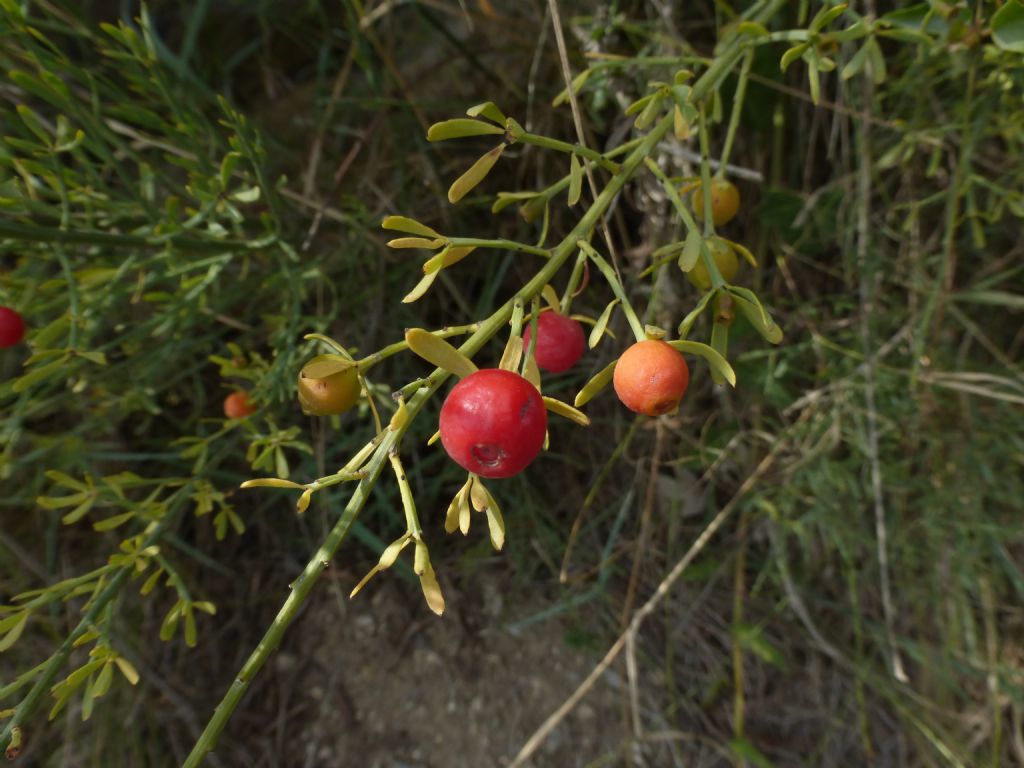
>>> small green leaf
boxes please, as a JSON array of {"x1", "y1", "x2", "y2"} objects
[
  {"x1": 402, "y1": 271, "x2": 439, "y2": 304},
  {"x1": 405, "y1": 329, "x2": 478, "y2": 378},
  {"x1": 841, "y1": 41, "x2": 871, "y2": 80},
  {"x1": 239, "y1": 478, "x2": 305, "y2": 490},
  {"x1": 678, "y1": 229, "x2": 703, "y2": 273},
  {"x1": 301, "y1": 354, "x2": 356, "y2": 379},
  {"x1": 445, "y1": 481, "x2": 470, "y2": 534},
  {"x1": 484, "y1": 490, "x2": 505, "y2": 551},
  {"x1": 91, "y1": 662, "x2": 114, "y2": 699},
  {"x1": 810, "y1": 2, "x2": 848, "y2": 34},
  {"x1": 12, "y1": 354, "x2": 71, "y2": 393},
  {"x1": 543, "y1": 397, "x2": 591, "y2": 426},
  {"x1": 386, "y1": 237, "x2": 446, "y2": 250},
  {"x1": 574, "y1": 359, "x2": 617, "y2": 408},
  {"x1": 831, "y1": 18, "x2": 870, "y2": 42},
  {"x1": 727, "y1": 287, "x2": 784, "y2": 344},
  {"x1": 381, "y1": 215, "x2": 442, "y2": 239},
  {"x1": 864, "y1": 36, "x2": 887, "y2": 84},
  {"x1": 16, "y1": 104, "x2": 51, "y2": 145},
  {"x1": 552, "y1": 69, "x2": 591, "y2": 107},
  {"x1": 589, "y1": 299, "x2": 619, "y2": 349},
  {"x1": 568, "y1": 154, "x2": 583, "y2": 206},
  {"x1": 448, "y1": 144, "x2": 505, "y2": 203},
  {"x1": 780, "y1": 43, "x2": 810, "y2": 72},
  {"x1": 0, "y1": 612, "x2": 28, "y2": 652},
  {"x1": 114, "y1": 658, "x2": 139, "y2": 685},
  {"x1": 624, "y1": 93, "x2": 655, "y2": 117},
  {"x1": 666, "y1": 340, "x2": 736, "y2": 387},
  {"x1": 426, "y1": 119, "x2": 505, "y2": 141},
  {"x1": 807, "y1": 58, "x2": 821, "y2": 105},
  {"x1": 423, "y1": 245, "x2": 476, "y2": 274},
  {"x1": 709, "y1": 321, "x2": 730, "y2": 385},
  {"x1": 737, "y1": 21, "x2": 769, "y2": 36},
  {"x1": 159, "y1": 603, "x2": 181, "y2": 641},
  {"x1": 419, "y1": 561, "x2": 445, "y2": 615},
  {"x1": 499, "y1": 334, "x2": 523, "y2": 373},
  {"x1": 634, "y1": 93, "x2": 664, "y2": 130},
  {"x1": 466, "y1": 102, "x2": 507, "y2": 124},
  {"x1": 92, "y1": 512, "x2": 135, "y2": 532},
  {"x1": 183, "y1": 605, "x2": 197, "y2": 647}
]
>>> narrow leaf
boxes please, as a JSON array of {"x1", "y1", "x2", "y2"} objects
[
  {"x1": 466, "y1": 102, "x2": 507, "y2": 124},
  {"x1": 381, "y1": 215, "x2": 442, "y2": 239},
  {"x1": 666, "y1": 340, "x2": 737, "y2": 387},
  {"x1": 405, "y1": 328, "x2": 478, "y2": 378},
  {"x1": 419, "y1": 562, "x2": 445, "y2": 615},
  {"x1": 240, "y1": 478, "x2": 305, "y2": 490},
  {"x1": 543, "y1": 397, "x2": 591, "y2": 426},
  {"x1": 427, "y1": 119, "x2": 505, "y2": 141},
  {"x1": 568, "y1": 154, "x2": 583, "y2": 206},
  {"x1": 448, "y1": 144, "x2": 505, "y2": 203},
  {"x1": 386, "y1": 237, "x2": 445, "y2": 250},
  {"x1": 574, "y1": 359, "x2": 617, "y2": 408},
  {"x1": 402, "y1": 270, "x2": 439, "y2": 303},
  {"x1": 589, "y1": 299, "x2": 619, "y2": 349},
  {"x1": 301, "y1": 354, "x2": 356, "y2": 379}
]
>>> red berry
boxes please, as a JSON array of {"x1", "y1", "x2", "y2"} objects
[
  {"x1": 223, "y1": 391, "x2": 257, "y2": 419},
  {"x1": 439, "y1": 369, "x2": 547, "y2": 479},
  {"x1": 0, "y1": 307, "x2": 26, "y2": 348},
  {"x1": 522, "y1": 311, "x2": 585, "y2": 374}
]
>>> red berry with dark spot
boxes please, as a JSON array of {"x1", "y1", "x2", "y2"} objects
[
  {"x1": 0, "y1": 307, "x2": 26, "y2": 348},
  {"x1": 439, "y1": 368, "x2": 547, "y2": 479},
  {"x1": 522, "y1": 311, "x2": 585, "y2": 374}
]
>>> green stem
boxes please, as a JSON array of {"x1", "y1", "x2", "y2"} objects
[
  {"x1": 578, "y1": 241, "x2": 646, "y2": 341},
  {"x1": 717, "y1": 49, "x2": 754, "y2": 176},
  {"x1": 446, "y1": 237, "x2": 551, "y2": 259},
  {"x1": 697, "y1": 105, "x2": 728, "y2": 291},
  {"x1": 559, "y1": 249, "x2": 588, "y2": 314},
  {"x1": 389, "y1": 452, "x2": 422, "y2": 537},
  {"x1": 643, "y1": 158, "x2": 726, "y2": 290},
  {"x1": 517, "y1": 131, "x2": 621, "y2": 174},
  {"x1": 357, "y1": 324, "x2": 479, "y2": 369},
  {"x1": 181, "y1": 109, "x2": 677, "y2": 768},
  {"x1": 0, "y1": 221, "x2": 268, "y2": 254}
]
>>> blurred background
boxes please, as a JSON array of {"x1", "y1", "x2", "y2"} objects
[{"x1": 1, "y1": 1, "x2": 1023, "y2": 766}]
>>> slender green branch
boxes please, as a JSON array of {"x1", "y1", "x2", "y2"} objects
[
  {"x1": 578, "y1": 241, "x2": 646, "y2": 341},
  {"x1": 357, "y1": 324, "x2": 480, "y2": 368},
  {"x1": 516, "y1": 132, "x2": 621, "y2": 174},
  {"x1": 0, "y1": 221, "x2": 269, "y2": 254},
  {"x1": 560, "y1": 249, "x2": 588, "y2": 315},
  {"x1": 718, "y1": 49, "x2": 754, "y2": 176},
  {"x1": 446, "y1": 237, "x2": 551, "y2": 259},
  {"x1": 696, "y1": 105, "x2": 728, "y2": 291},
  {"x1": 181, "y1": 109, "x2": 677, "y2": 768},
  {"x1": 389, "y1": 452, "x2": 422, "y2": 537},
  {"x1": 643, "y1": 158, "x2": 726, "y2": 290}
]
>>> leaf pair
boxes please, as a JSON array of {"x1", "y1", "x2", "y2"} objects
[{"x1": 444, "y1": 474, "x2": 505, "y2": 551}]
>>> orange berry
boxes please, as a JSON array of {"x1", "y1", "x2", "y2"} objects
[
  {"x1": 686, "y1": 237, "x2": 739, "y2": 291},
  {"x1": 692, "y1": 178, "x2": 740, "y2": 227},
  {"x1": 223, "y1": 391, "x2": 256, "y2": 419},
  {"x1": 297, "y1": 367, "x2": 361, "y2": 416},
  {"x1": 613, "y1": 340, "x2": 690, "y2": 416}
]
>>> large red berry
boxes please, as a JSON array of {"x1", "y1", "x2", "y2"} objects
[
  {"x1": 0, "y1": 307, "x2": 26, "y2": 348},
  {"x1": 439, "y1": 368, "x2": 547, "y2": 479},
  {"x1": 522, "y1": 311, "x2": 585, "y2": 373}
]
